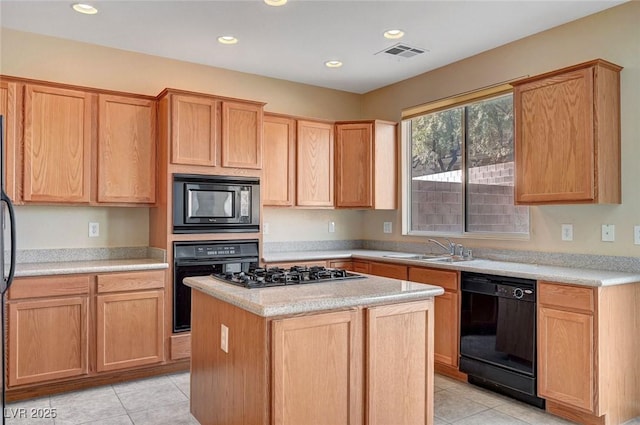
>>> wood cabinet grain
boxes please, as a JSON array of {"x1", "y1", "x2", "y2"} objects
[
  {"x1": 23, "y1": 84, "x2": 92, "y2": 203},
  {"x1": 97, "y1": 94, "x2": 156, "y2": 203},
  {"x1": 296, "y1": 120, "x2": 334, "y2": 207},
  {"x1": 221, "y1": 101, "x2": 262, "y2": 169},
  {"x1": 0, "y1": 80, "x2": 20, "y2": 202},
  {"x1": 169, "y1": 93, "x2": 218, "y2": 166},
  {"x1": 369, "y1": 261, "x2": 407, "y2": 279},
  {"x1": 513, "y1": 59, "x2": 622, "y2": 204},
  {"x1": 335, "y1": 121, "x2": 397, "y2": 209},
  {"x1": 263, "y1": 114, "x2": 295, "y2": 206}
]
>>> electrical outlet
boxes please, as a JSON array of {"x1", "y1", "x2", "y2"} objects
[
  {"x1": 328, "y1": 221, "x2": 335, "y2": 233},
  {"x1": 263, "y1": 222, "x2": 270, "y2": 235},
  {"x1": 634, "y1": 225, "x2": 640, "y2": 245},
  {"x1": 561, "y1": 224, "x2": 573, "y2": 241},
  {"x1": 601, "y1": 224, "x2": 615, "y2": 242},
  {"x1": 88, "y1": 222, "x2": 99, "y2": 237},
  {"x1": 383, "y1": 222, "x2": 392, "y2": 233},
  {"x1": 221, "y1": 324, "x2": 229, "y2": 353}
]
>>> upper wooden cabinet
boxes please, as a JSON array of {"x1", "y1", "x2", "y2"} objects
[
  {"x1": 0, "y1": 80, "x2": 20, "y2": 202},
  {"x1": 168, "y1": 93, "x2": 218, "y2": 167},
  {"x1": 296, "y1": 120, "x2": 334, "y2": 207},
  {"x1": 23, "y1": 84, "x2": 92, "y2": 203},
  {"x1": 222, "y1": 101, "x2": 262, "y2": 169},
  {"x1": 335, "y1": 120, "x2": 397, "y2": 209},
  {"x1": 160, "y1": 89, "x2": 264, "y2": 170},
  {"x1": 263, "y1": 114, "x2": 296, "y2": 206},
  {"x1": 512, "y1": 59, "x2": 622, "y2": 204},
  {"x1": 97, "y1": 94, "x2": 156, "y2": 204}
]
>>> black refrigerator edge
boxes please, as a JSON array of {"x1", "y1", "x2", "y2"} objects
[{"x1": 1, "y1": 115, "x2": 17, "y2": 424}]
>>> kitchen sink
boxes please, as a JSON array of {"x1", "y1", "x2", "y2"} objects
[{"x1": 382, "y1": 253, "x2": 447, "y2": 260}]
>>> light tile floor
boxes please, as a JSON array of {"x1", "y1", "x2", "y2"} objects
[{"x1": 3, "y1": 372, "x2": 639, "y2": 424}]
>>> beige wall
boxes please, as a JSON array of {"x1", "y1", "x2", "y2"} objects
[
  {"x1": 0, "y1": 28, "x2": 363, "y2": 249},
  {"x1": 2, "y1": 1, "x2": 639, "y2": 255},
  {"x1": 362, "y1": 1, "x2": 640, "y2": 256}
]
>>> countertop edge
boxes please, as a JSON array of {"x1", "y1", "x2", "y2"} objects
[
  {"x1": 262, "y1": 250, "x2": 640, "y2": 287},
  {"x1": 185, "y1": 275, "x2": 444, "y2": 318},
  {"x1": 15, "y1": 259, "x2": 169, "y2": 277}
]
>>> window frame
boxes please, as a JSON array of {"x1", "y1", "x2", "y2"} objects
[{"x1": 400, "y1": 84, "x2": 530, "y2": 240}]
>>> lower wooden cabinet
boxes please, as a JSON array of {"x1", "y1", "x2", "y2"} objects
[
  {"x1": 408, "y1": 267, "x2": 461, "y2": 379},
  {"x1": 369, "y1": 261, "x2": 408, "y2": 279},
  {"x1": 8, "y1": 295, "x2": 89, "y2": 386},
  {"x1": 6, "y1": 270, "x2": 166, "y2": 388}
]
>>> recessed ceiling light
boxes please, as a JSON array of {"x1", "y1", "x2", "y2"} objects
[
  {"x1": 264, "y1": 0, "x2": 288, "y2": 6},
  {"x1": 325, "y1": 60, "x2": 343, "y2": 68},
  {"x1": 384, "y1": 29, "x2": 405, "y2": 39},
  {"x1": 218, "y1": 36, "x2": 238, "y2": 45},
  {"x1": 72, "y1": 3, "x2": 98, "y2": 15}
]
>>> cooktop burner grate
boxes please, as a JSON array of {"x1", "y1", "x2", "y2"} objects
[{"x1": 213, "y1": 265, "x2": 365, "y2": 288}]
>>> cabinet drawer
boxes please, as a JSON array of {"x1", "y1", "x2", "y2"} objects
[
  {"x1": 329, "y1": 260, "x2": 354, "y2": 271},
  {"x1": 538, "y1": 281, "x2": 594, "y2": 312},
  {"x1": 408, "y1": 267, "x2": 458, "y2": 292},
  {"x1": 353, "y1": 261, "x2": 370, "y2": 274},
  {"x1": 369, "y1": 262, "x2": 408, "y2": 280},
  {"x1": 8, "y1": 275, "x2": 90, "y2": 300},
  {"x1": 97, "y1": 270, "x2": 165, "y2": 293}
]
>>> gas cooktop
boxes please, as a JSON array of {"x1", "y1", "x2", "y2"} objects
[{"x1": 213, "y1": 265, "x2": 365, "y2": 289}]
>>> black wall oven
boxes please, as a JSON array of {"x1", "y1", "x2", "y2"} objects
[
  {"x1": 173, "y1": 239, "x2": 259, "y2": 333},
  {"x1": 173, "y1": 173, "x2": 260, "y2": 234},
  {"x1": 460, "y1": 272, "x2": 544, "y2": 408}
]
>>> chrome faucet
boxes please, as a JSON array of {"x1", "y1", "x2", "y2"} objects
[{"x1": 427, "y1": 238, "x2": 456, "y2": 256}]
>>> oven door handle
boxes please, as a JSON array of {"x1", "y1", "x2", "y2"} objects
[{"x1": 175, "y1": 257, "x2": 259, "y2": 267}]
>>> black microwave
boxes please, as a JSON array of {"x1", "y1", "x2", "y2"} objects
[{"x1": 173, "y1": 174, "x2": 260, "y2": 233}]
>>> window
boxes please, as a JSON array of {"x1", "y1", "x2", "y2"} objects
[{"x1": 402, "y1": 89, "x2": 529, "y2": 236}]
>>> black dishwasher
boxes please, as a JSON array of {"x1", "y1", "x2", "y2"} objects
[{"x1": 460, "y1": 272, "x2": 544, "y2": 408}]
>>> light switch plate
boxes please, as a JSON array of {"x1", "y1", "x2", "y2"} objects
[
  {"x1": 328, "y1": 221, "x2": 335, "y2": 233},
  {"x1": 601, "y1": 224, "x2": 615, "y2": 242},
  {"x1": 561, "y1": 224, "x2": 573, "y2": 241},
  {"x1": 383, "y1": 222, "x2": 392, "y2": 233},
  {"x1": 634, "y1": 225, "x2": 640, "y2": 245}
]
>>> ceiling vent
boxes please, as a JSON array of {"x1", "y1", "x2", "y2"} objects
[{"x1": 376, "y1": 43, "x2": 426, "y2": 59}]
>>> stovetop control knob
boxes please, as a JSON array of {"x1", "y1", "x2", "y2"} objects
[{"x1": 513, "y1": 287, "x2": 524, "y2": 299}]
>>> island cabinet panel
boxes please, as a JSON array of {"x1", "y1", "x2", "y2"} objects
[
  {"x1": 97, "y1": 94, "x2": 156, "y2": 204},
  {"x1": 263, "y1": 114, "x2": 296, "y2": 206},
  {"x1": 367, "y1": 300, "x2": 434, "y2": 425},
  {"x1": 409, "y1": 267, "x2": 460, "y2": 375},
  {"x1": 23, "y1": 84, "x2": 92, "y2": 203},
  {"x1": 272, "y1": 310, "x2": 363, "y2": 425},
  {"x1": 368, "y1": 261, "x2": 408, "y2": 280},
  {"x1": 513, "y1": 59, "x2": 622, "y2": 204},
  {"x1": 170, "y1": 93, "x2": 218, "y2": 166},
  {"x1": 7, "y1": 275, "x2": 91, "y2": 387},
  {"x1": 296, "y1": 120, "x2": 334, "y2": 207},
  {"x1": 190, "y1": 290, "x2": 270, "y2": 425},
  {"x1": 221, "y1": 101, "x2": 262, "y2": 169},
  {"x1": 0, "y1": 80, "x2": 20, "y2": 202}
]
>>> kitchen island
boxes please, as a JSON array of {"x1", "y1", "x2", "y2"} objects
[{"x1": 184, "y1": 274, "x2": 444, "y2": 425}]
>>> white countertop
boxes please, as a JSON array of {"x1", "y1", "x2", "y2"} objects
[
  {"x1": 184, "y1": 274, "x2": 444, "y2": 317},
  {"x1": 15, "y1": 258, "x2": 169, "y2": 277},
  {"x1": 263, "y1": 249, "x2": 640, "y2": 287}
]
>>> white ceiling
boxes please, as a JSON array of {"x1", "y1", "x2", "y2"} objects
[{"x1": 0, "y1": 0, "x2": 627, "y2": 94}]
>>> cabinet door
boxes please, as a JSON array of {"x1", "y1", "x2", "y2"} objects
[
  {"x1": 8, "y1": 296, "x2": 88, "y2": 386},
  {"x1": 23, "y1": 84, "x2": 92, "y2": 203},
  {"x1": 538, "y1": 306, "x2": 594, "y2": 412},
  {"x1": 409, "y1": 267, "x2": 459, "y2": 368},
  {"x1": 296, "y1": 120, "x2": 334, "y2": 207},
  {"x1": 263, "y1": 115, "x2": 295, "y2": 206},
  {"x1": 272, "y1": 310, "x2": 362, "y2": 425},
  {"x1": 0, "y1": 80, "x2": 20, "y2": 202},
  {"x1": 367, "y1": 300, "x2": 434, "y2": 425},
  {"x1": 369, "y1": 261, "x2": 407, "y2": 280},
  {"x1": 221, "y1": 101, "x2": 262, "y2": 169},
  {"x1": 515, "y1": 67, "x2": 595, "y2": 203},
  {"x1": 171, "y1": 94, "x2": 218, "y2": 166},
  {"x1": 96, "y1": 290, "x2": 165, "y2": 372},
  {"x1": 98, "y1": 94, "x2": 156, "y2": 203},
  {"x1": 335, "y1": 123, "x2": 372, "y2": 208}
]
